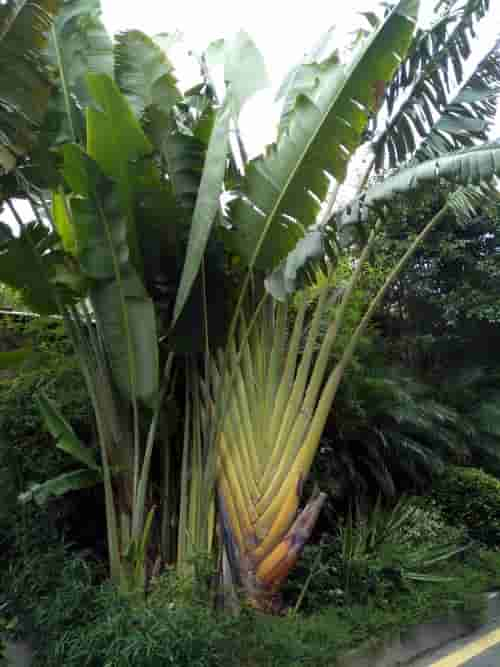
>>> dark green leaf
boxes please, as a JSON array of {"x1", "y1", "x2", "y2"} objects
[
  {"x1": 0, "y1": 0, "x2": 60, "y2": 155},
  {"x1": 173, "y1": 100, "x2": 232, "y2": 323},
  {"x1": 19, "y1": 469, "x2": 102, "y2": 505},
  {"x1": 36, "y1": 391, "x2": 100, "y2": 469},
  {"x1": 0, "y1": 347, "x2": 33, "y2": 370},
  {"x1": 0, "y1": 221, "x2": 61, "y2": 314},
  {"x1": 114, "y1": 30, "x2": 181, "y2": 118},
  {"x1": 91, "y1": 268, "x2": 159, "y2": 406}
]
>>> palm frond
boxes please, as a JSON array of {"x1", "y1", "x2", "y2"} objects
[
  {"x1": 0, "y1": 0, "x2": 59, "y2": 161},
  {"x1": 339, "y1": 143, "x2": 500, "y2": 229},
  {"x1": 416, "y1": 41, "x2": 500, "y2": 161},
  {"x1": 371, "y1": 0, "x2": 495, "y2": 170}
]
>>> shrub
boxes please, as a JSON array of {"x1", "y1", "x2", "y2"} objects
[
  {"x1": 284, "y1": 496, "x2": 468, "y2": 613},
  {"x1": 21, "y1": 564, "x2": 238, "y2": 667},
  {"x1": 2, "y1": 534, "x2": 234, "y2": 667},
  {"x1": 0, "y1": 315, "x2": 94, "y2": 559},
  {"x1": 0, "y1": 316, "x2": 91, "y2": 486},
  {"x1": 40, "y1": 593, "x2": 233, "y2": 667},
  {"x1": 0, "y1": 603, "x2": 17, "y2": 666},
  {"x1": 4, "y1": 539, "x2": 499, "y2": 667},
  {"x1": 433, "y1": 466, "x2": 500, "y2": 547}
]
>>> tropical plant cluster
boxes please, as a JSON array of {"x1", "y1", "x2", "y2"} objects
[
  {"x1": 1, "y1": 0, "x2": 500, "y2": 622},
  {"x1": 2, "y1": 529, "x2": 499, "y2": 667}
]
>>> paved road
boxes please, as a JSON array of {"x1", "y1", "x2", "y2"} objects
[{"x1": 410, "y1": 620, "x2": 500, "y2": 666}]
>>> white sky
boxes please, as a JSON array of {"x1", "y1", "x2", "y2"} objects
[{"x1": 101, "y1": 0, "x2": 500, "y2": 156}]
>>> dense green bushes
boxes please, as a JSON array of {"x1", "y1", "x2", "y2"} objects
[
  {"x1": 433, "y1": 466, "x2": 500, "y2": 547},
  {"x1": 284, "y1": 497, "x2": 468, "y2": 613},
  {"x1": 0, "y1": 316, "x2": 92, "y2": 548},
  {"x1": 5, "y1": 545, "x2": 499, "y2": 667},
  {"x1": 0, "y1": 533, "x2": 232, "y2": 667},
  {"x1": 2, "y1": 478, "x2": 500, "y2": 667},
  {"x1": 36, "y1": 590, "x2": 235, "y2": 667},
  {"x1": 3, "y1": 316, "x2": 500, "y2": 666}
]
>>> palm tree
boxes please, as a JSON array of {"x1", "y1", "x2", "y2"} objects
[{"x1": 1, "y1": 0, "x2": 500, "y2": 609}]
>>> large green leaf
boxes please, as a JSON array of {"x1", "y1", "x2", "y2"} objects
[
  {"x1": 173, "y1": 100, "x2": 232, "y2": 323},
  {"x1": 148, "y1": 110, "x2": 206, "y2": 211},
  {"x1": 49, "y1": 0, "x2": 113, "y2": 89},
  {"x1": 36, "y1": 391, "x2": 100, "y2": 470},
  {"x1": 0, "y1": 0, "x2": 60, "y2": 156},
  {"x1": 114, "y1": 30, "x2": 181, "y2": 117},
  {"x1": 340, "y1": 143, "x2": 500, "y2": 226},
  {"x1": 61, "y1": 143, "x2": 128, "y2": 279},
  {"x1": 226, "y1": 0, "x2": 419, "y2": 271},
  {"x1": 85, "y1": 72, "x2": 153, "y2": 273},
  {"x1": 61, "y1": 142, "x2": 101, "y2": 196},
  {"x1": 208, "y1": 30, "x2": 270, "y2": 117},
  {"x1": 52, "y1": 189, "x2": 77, "y2": 254},
  {"x1": 91, "y1": 269, "x2": 159, "y2": 407},
  {"x1": 85, "y1": 73, "x2": 152, "y2": 176},
  {"x1": 19, "y1": 469, "x2": 102, "y2": 505},
  {"x1": 61, "y1": 143, "x2": 159, "y2": 405},
  {"x1": 45, "y1": 0, "x2": 112, "y2": 141},
  {"x1": 275, "y1": 26, "x2": 337, "y2": 140},
  {"x1": 70, "y1": 194, "x2": 129, "y2": 280}
]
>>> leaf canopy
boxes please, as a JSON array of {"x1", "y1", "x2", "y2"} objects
[
  {"x1": 0, "y1": 221, "x2": 63, "y2": 314},
  {"x1": 114, "y1": 29, "x2": 181, "y2": 117},
  {"x1": 372, "y1": 0, "x2": 495, "y2": 170},
  {"x1": 46, "y1": 0, "x2": 112, "y2": 141},
  {"x1": 226, "y1": 0, "x2": 419, "y2": 272},
  {"x1": 0, "y1": 0, "x2": 60, "y2": 157}
]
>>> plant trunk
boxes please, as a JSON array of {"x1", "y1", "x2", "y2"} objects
[{"x1": 220, "y1": 486, "x2": 326, "y2": 613}]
